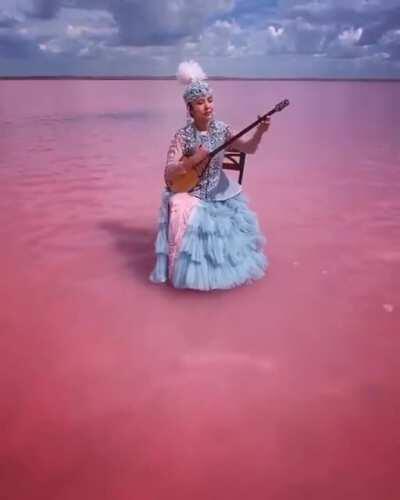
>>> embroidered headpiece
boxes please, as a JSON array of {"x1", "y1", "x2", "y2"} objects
[{"x1": 177, "y1": 60, "x2": 213, "y2": 104}]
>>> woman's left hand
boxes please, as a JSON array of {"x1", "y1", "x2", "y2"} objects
[{"x1": 257, "y1": 115, "x2": 271, "y2": 134}]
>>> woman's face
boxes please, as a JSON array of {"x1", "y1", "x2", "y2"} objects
[{"x1": 189, "y1": 94, "x2": 214, "y2": 122}]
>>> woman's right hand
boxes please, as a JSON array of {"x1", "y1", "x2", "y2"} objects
[
  {"x1": 194, "y1": 157, "x2": 210, "y2": 176},
  {"x1": 193, "y1": 145, "x2": 210, "y2": 175},
  {"x1": 194, "y1": 145, "x2": 210, "y2": 161},
  {"x1": 182, "y1": 145, "x2": 210, "y2": 174}
]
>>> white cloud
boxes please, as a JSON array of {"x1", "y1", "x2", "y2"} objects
[
  {"x1": 39, "y1": 39, "x2": 62, "y2": 54},
  {"x1": 65, "y1": 22, "x2": 117, "y2": 40},
  {"x1": 381, "y1": 29, "x2": 400, "y2": 44},
  {"x1": 187, "y1": 19, "x2": 245, "y2": 58},
  {"x1": 338, "y1": 27, "x2": 363, "y2": 44},
  {"x1": 268, "y1": 26, "x2": 284, "y2": 38},
  {"x1": 66, "y1": 24, "x2": 87, "y2": 38}
]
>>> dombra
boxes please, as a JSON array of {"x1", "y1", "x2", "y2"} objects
[{"x1": 166, "y1": 99, "x2": 290, "y2": 194}]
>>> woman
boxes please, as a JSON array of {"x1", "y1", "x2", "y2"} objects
[{"x1": 150, "y1": 60, "x2": 270, "y2": 291}]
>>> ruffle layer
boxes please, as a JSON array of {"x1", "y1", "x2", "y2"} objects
[
  {"x1": 149, "y1": 191, "x2": 268, "y2": 291},
  {"x1": 149, "y1": 190, "x2": 170, "y2": 284}
]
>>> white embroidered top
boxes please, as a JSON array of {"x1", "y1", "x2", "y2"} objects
[{"x1": 165, "y1": 119, "x2": 242, "y2": 201}]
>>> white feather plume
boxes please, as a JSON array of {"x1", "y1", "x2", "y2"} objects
[{"x1": 176, "y1": 60, "x2": 207, "y2": 85}]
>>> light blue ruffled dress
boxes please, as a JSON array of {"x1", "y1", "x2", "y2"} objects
[{"x1": 149, "y1": 119, "x2": 268, "y2": 290}]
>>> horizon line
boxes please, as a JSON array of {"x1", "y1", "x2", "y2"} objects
[{"x1": 0, "y1": 75, "x2": 399, "y2": 82}]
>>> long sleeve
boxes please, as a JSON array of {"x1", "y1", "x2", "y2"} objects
[
  {"x1": 164, "y1": 132, "x2": 185, "y2": 185},
  {"x1": 225, "y1": 124, "x2": 263, "y2": 154}
]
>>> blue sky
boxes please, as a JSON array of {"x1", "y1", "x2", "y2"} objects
[{"x1": 0, "y1": 0, "x2": 399, "y2": 77}]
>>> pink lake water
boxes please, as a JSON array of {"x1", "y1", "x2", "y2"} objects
[{"x1": 1, "y1": 80, "x2": 400, "y2": 500}]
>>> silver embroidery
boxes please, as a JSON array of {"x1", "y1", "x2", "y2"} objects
[{"x1": 176, "y1": 120, "x2": 229, "y2": 200}]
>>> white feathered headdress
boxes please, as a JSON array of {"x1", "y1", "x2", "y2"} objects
[
  {"x1": 176, "y1": 60, "x2": 212, "y2": 104},
  {"x1": 177, "y1": 60, "x2": 207, "y2": 85}
]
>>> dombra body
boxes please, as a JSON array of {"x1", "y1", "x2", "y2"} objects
[
  {"x1": 165, "y1": 99, "x2": 290, "y2": 194},
  {"x1": 166, "y1": 156, "x2": 210, "y2": 193}
]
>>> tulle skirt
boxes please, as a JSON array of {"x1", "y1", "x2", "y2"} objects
[{"x1": 149, "y1": 189, "x2": 268, "y2": 291}]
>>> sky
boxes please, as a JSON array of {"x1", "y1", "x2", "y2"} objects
[{"x1": 0, "y1": 0, "x2": 399, "y2": 78}]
